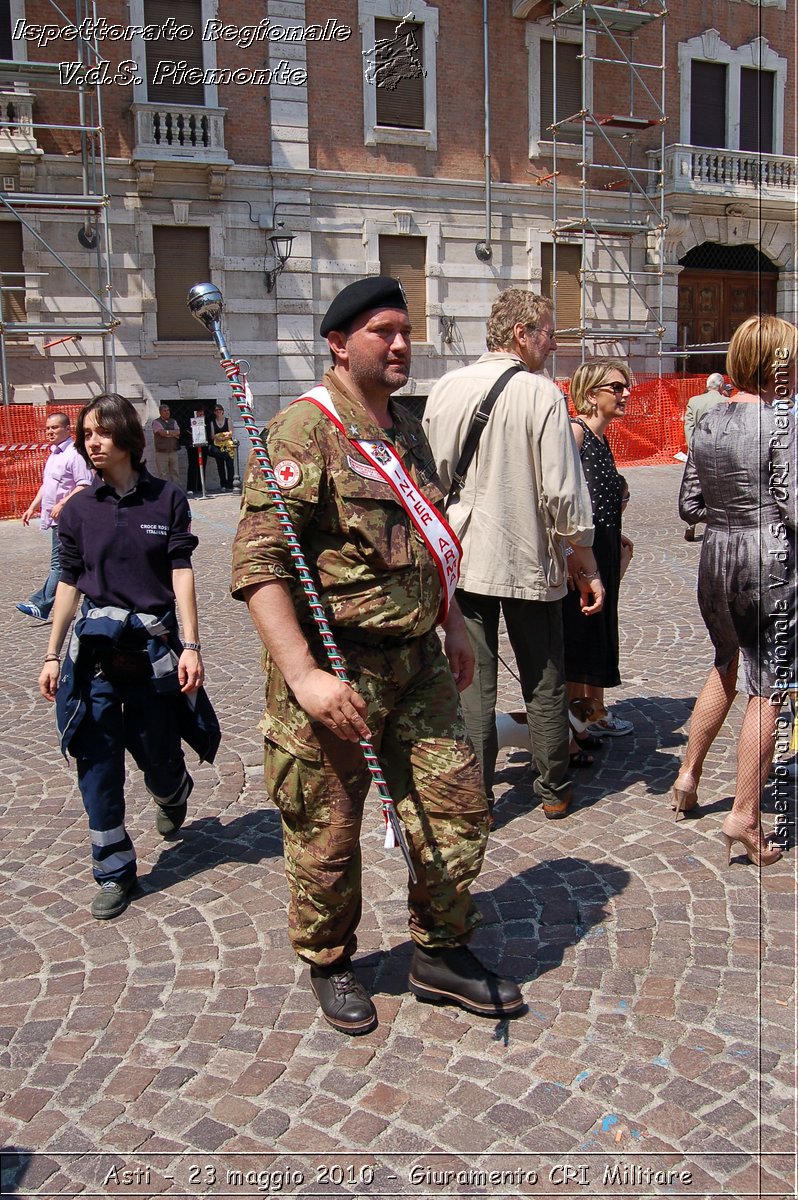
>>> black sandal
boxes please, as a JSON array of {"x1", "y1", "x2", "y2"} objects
[
  {"x1": 569, "y1": 748, "x2": 594, "y2": 768},
  {"x1": 575, "y1": 731, "x2": 604, "y2": 750},
  {"x1": 569, "y1": 715, "x2": 603, "y2": 750}
]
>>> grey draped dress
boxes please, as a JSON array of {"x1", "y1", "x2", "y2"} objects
[{"x1": 678, "y1": 399, "x2": 796, "y2": 698}]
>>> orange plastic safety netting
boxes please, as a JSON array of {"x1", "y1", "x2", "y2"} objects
[
  {"x1": 0, "y1": 377, "x2": 708, "y2": 519},
  {"x1": 0, "y1": 405, "x2": 85, "y2": 520},
  {"x1": 558, "y1": 374, "x2": 711, "y2": 467}
]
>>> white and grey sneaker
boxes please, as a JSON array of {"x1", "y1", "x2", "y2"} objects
[{"x1": 588, "y1": 711, "x2": 634, "y2": 737}]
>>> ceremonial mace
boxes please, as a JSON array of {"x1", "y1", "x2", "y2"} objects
[{"x1": 187, "y1": 283, "x2": 417, "y2": 883}]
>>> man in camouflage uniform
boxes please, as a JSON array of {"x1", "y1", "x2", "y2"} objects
[{"x1": 231, "y1": 276, "x2": 522, "y2": 1034}]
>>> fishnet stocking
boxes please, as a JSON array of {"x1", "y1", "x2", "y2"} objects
[
  {"x1": 676, "y1": 657, "x2": 738, "y2": 793},
  {"x1": 677, "y1": 655, "x2": 781, "y2": 845},
  {"x1": 734, "y1": 696, "x2": 779, "y2": 837}
]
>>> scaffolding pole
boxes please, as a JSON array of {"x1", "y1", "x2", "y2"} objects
[
  {"x1": 0, "y1": 0, "x2": 116, "y2": 404},
  {"x1": 550, "y1": 0, "x2": 667, "y2": 375}
]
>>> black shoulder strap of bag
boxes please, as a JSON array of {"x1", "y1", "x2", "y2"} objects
[{"x1": 444, "y1": 364, "x2": 524, "y2": 510}]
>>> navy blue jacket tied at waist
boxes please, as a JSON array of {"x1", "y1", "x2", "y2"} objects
[{"x1": 56, "y1": 601, "x2": 221, "y2": 764}]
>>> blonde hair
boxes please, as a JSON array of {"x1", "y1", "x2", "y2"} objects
[
  {"x1": 726, "y1": 315, "x2": 798, "y2": 394},
  {"x1": 485, "y1": 289, "x2": 552, "y2": 351},
  {"x1": 570, "y1": 358, "x2": 631, "y2": 415}
]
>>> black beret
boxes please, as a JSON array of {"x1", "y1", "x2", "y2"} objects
[{"x1": 320, "y1": 275, "x2": 408, "y2": 337}]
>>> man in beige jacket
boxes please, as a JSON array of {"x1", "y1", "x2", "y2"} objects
[
  {"x1": 682, "y1": 372, "x2": 729, "y2": 541},
  {"x1": 423, "y1": 289, "x2": 602, "y2": 819}
]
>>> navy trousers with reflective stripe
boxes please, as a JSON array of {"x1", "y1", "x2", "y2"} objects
[{"x1": 69, "y1": 672, "x2": 188, "y2": 884}]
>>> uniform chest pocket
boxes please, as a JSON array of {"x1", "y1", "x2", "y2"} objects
[
  {"x1": 329, "y1": 469, "x2": 414, "y2": 568},
  {"x1": 337, "y1": 457, "x2": 395, "y2": 500}
]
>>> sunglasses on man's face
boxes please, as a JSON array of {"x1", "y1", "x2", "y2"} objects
[{"x1": 596, "y1": 381, "x2": 628, "y2": 396}]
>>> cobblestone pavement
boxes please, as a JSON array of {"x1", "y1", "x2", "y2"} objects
[{"x1": 0, "y1": 466, "x2": 795, "y2": 1199}]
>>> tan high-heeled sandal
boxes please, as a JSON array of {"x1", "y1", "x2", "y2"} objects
[
  {"x1": 671, "y1": 784, "x2": 698, "y2": 821},
  {"x1": 721, "y1": 815, "x2": 782, "y2": 867}
]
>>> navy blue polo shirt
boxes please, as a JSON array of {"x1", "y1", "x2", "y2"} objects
[{"x1": 58, "y1": 467, "x2": 198, "y2": 614}]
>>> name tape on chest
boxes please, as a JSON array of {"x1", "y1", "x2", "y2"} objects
[{"x1": 346, "y1": 454, "x2": 384, "y2": 482}]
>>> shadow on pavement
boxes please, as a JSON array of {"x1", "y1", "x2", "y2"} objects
[
  {"x1": 492, "y1": 694, "x2": 702, "y2": 823},
  {"x1": 1, "y1": 1148, "x2": 32, "y2": 1197},
  {"x1": 139, "y1": 808, "x2": 283, "y2": 893},
  {"x1": 360, "y1": 857, "x2": 630, "y2": 996}
]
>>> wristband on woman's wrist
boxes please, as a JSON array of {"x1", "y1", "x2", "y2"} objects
[
  {"x1": 182, "y1": 641, "x2": 201, "y2": 651},
  {"x1": 578, "y1": 570, "x2": 600, "y2": 581},
  {"x1": 44, "y1": 654, "x2": 61, "y2": 663}
]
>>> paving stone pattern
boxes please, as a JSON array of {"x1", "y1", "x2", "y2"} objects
[{"x1": 0, "y1": 467, "x2": 795, "y2": 1198}]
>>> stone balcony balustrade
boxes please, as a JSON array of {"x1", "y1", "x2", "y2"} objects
[{"x1": 648, "y1": 143, "x2": 797, "y2": 203}]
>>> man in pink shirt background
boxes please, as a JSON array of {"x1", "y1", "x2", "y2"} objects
[{"x1": 16, "y1": 411, "x2": 94, "y2": 621}]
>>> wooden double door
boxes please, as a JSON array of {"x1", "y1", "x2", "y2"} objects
[{"x1": 677, "y1": 269, "x2": 778, "y2": 374}]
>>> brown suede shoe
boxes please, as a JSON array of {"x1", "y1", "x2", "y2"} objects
[{"x1": 542, "y1": 788, "x2": 572, "y2": 820}]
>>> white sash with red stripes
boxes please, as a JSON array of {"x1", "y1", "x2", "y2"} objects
[{"x1": 295, "y1": 386, "x2": 461, "y2": 622}]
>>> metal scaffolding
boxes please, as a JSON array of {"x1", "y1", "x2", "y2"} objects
[
  {"x1": 0, "y1": 0, "x2": 117, "y2": 404},
  {"x1": 549, "y1": 0, "x2": 667, "y2": 370}
]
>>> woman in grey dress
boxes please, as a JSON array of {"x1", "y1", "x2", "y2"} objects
[{"x1": 673, "y1": 315, "x2": 796, "y2": 867}]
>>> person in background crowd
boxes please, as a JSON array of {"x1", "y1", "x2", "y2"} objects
[
  {"x1": 205, "y1": 404, "x2": 235, "y2": 492},
  {"x1": 674, "y1": 315, "x2": 797, "y2": 867},
  {"x1": 232, "y1": 276, "x2": 522, "y2": 1035},
  {"x1": 150, "y1": 403, "x2": 182, "y2": 487},
  {"x1": 423, "y1": 289, "x2": 603, "y2": 822},
  {"x1": 16, "y1": 411, "x2": 93, "y2": 621},
  {"x1": 38, "y1": 393, "x2": 220, "y2": 919},
  {"x1": 563, "y1": 359, "x2": 635, "y2": 755},
  {"x1": 682, "y1": 373, "x2": 730, "y2": 541},
  {"x1": 185, "y1": 403, "x2": 207, "y2": 497}
]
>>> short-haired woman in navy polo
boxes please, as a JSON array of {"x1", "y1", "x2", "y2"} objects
[{"x1": 39, "y1": 393, "x2": 220, "y2": 920}]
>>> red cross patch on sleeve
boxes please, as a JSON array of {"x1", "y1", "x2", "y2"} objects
[{"x1": 274, "y1": 459, "x2": 302, "y2": 490}]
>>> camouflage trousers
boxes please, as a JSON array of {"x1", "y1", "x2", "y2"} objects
[{"x1": 260, "y1": 629, "x2": 490, "y2": 967}]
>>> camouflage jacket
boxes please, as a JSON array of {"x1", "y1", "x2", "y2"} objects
[{"x1": 231, "y1": 370, "x2": 446, "y2": 641}]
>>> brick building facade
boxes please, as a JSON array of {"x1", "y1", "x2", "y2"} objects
[{"x1": 0, "y1": 0, "x2": 795, "y2": 430}]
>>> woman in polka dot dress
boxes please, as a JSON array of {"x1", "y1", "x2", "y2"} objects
[{"x1": 563, "y1": 359, "x2": 635, "y2": 760}]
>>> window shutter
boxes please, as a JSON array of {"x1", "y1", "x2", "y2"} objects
[
  {"x1": 153, "y1": 226, "x2": 209, "y2": 340},
  {"x1": 0, "y1": 221, "x2": 25, "y2": 324},
  {"x1": 540, "y1": 40, "x2": 582, "y2": 144},
  {"x1": 740, "y1": 68, "x2": 774, "y2": 154},
  {"x1": 542, "y1": 243, "x2": 581, "y2": 337},
  {"x1": 690, "y1": 61, "x2": 727, "y2": 148},
  {"x1": 0, "y1": 0, "x2": 12, "y2": 60},
  {"x1": 145, "y1": 0, "x2": 204, "y2": 106},
  {"x1": 378, "y1": 236, "x2": 426, "y2": 342},
  {"x1": 374, "y1": 19, "x2": 425, "y2": 129}
]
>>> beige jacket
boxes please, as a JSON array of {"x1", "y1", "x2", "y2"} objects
[
  {"x1": 684, "y1": 390, "x2": 726, "y2": 447},
  {"x1": 423, "y1": 351, "x2": 594, "y2": 602}
]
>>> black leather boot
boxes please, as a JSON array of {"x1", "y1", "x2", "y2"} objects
[
  {"x1": 309, "y1": 962, "x2": 377, "y2": 1035},
  {"x1": 409, "y1": 945, "x2": 524, "y2": 1016}
]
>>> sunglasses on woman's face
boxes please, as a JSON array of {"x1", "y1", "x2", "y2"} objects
[{"x1": 596, "y1": 382, "x2": 628, "y2": 395}]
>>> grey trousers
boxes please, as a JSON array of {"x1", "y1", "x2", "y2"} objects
[{"x1": 457, "y1": 589, "x2": 571, "y2": 807}]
